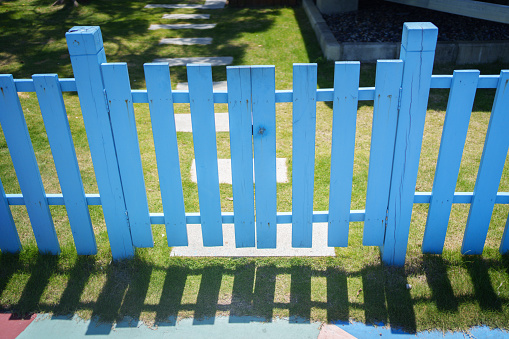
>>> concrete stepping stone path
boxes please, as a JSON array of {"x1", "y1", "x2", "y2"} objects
[
  {"x1": 175, "y1": 112, "x2": 230, "y2": 132},
  {"x1": 149, "y1": 23, "x2": 216, "y2": 30},
  {"x1": 152, "y1": 56, "x2": 233, "y2": 66},
  {"x1": 191, "y1": 158, "x2": 289, "y2": 184},
  {"x1": 162, "y1": 13, "x2": 210, "y2": 19},
  {"x1": 159, "y1": 37, "x2": 213, "y2": 45},
  {"x1": 170, "y1": 223, "x2": 335, "y2": 256}
]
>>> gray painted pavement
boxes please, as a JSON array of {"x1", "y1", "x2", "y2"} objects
[
  {"x1": 152, "y1": 56, "x2": 233, "y2": 66},
  {"x1": 170, "y1": 223, "x2": 336, "y2": 256},
  {"x1": 17, "y1": 315, "x2": 321, "y2": 339}
]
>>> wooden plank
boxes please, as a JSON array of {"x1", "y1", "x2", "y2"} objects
[
  {"x1": 101, "y1": 63, "x2": 153, "y2": 248},
  {"x1": 292, "y1": 63, "x2": 317, "y2": 248},
  {"x1": 144, "y1": 63, "x2": 188, "y2": 247},
  {"x1": 33, "y1": 74, "x2": 97, "y2": 255},
  {"x1": 328, "y1": 62, "x2": 360, "y2": 247},
  {"x1": 226, "y1": 66, "x2": 255, "y2": 247},
  {"x1": 363, "y1": 60, "x2": 403, "y2": 246},
  {"x1": 382, "y1": 23, "x2": 438, "y2": 266},
  {"x1": 252, "y1": 66, "x2": 277, "y2": 248},
  {"x1": 462, "y1": 70, "x2": 509, "y2": 255},
  {"x1": 501, "y1": 213, "x2": 509, "y2": 254},
  {"x1": 66, "y1": 26, "x2": 134, "y2": 259},
  {"x1": 187, "y1": 64, "x2": 223, "y2": 246},
  {"x1": 0, "y1": 178, "x2": 21, "y2": 253},
  {"x1": 0, "y1": 75, "x2": 60, "y2": 254},
  {"x1": 422, "y1": 70, "x2": 479, "y2": 254}
]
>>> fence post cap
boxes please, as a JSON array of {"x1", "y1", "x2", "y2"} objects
[
  {"x1": 66, "y1": 26, "x2": 104, "y2": 56},
  {"x1": 401, "y1": 22, "x2": 438, "y2": 52}
]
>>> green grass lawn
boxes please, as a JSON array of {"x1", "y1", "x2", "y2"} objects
[{"x1": 1, "y1": 0, "x2": 509, "y2": 333}]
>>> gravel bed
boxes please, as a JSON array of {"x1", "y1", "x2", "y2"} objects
[{"x1": 323, "y1": 0, "x2": 509, "y2": 42}]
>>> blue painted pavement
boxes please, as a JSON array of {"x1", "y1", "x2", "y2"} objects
[{"x1": 14, "y1": 314, "x2": 509, "y2": 338}]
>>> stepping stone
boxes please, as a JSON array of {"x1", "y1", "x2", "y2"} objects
[
  {"x1": 159, "y1": 37, "x2": 213, "y2": 45},
  {"x1": 145, "y1": 0, "x2": 226, "y2": 9},
  {"x1": 170, "y1": 223, "x2": 336, "y2": 256},
  {"x1": 149, "y1": 24, "x2": 216, "y2": 30},
  {"x1": 203, "y1": 0, "x2": 227, "y2": 8},
  {"x1": 152, "y1": 56, "x2": 233, "y2": 66},
  {"x1": 190, "y1": 158, "x2": 289, "y2": 184},
  {"x1": 162, "y1": 14, "x2": 210, "y2": 19},
  {"x1": 175, "y1": 112, "x2": 230, "y2": 132},
  {"x1": 176, "y1": 81, "x2": 227, "y2": 91}
]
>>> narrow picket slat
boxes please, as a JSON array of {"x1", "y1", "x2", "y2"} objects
[
  {"x1": 422, "y1": 70, "x2": 479, "y2": 254},
  {"x1": 101, "y1": 63, "x2": 153, "y2": 248},
  {"x1": 382, "y1": 23, "x2": 438, "y2": 266},
  {"x1": 501, "y1": 213, "x2": 509, "y2": 253},
  {"x1": 252, "y1": 66, "x2": 277, "y2": 248},
  {"x1": 328, "y1": 62, "x2": 360, "y2": 247},
  {"x1": 66, "y1": 26, "x2": 134, "y2": 259},
  {"x1": 0, "y1": 75, "x2": 60, "y2": 254},
  {"x1": 0, "y1": 178, "x2": 21, "y2": 253},
  {"x1": 144, "y1": 63, "x2": 188, "y2": 246},
  {"x1": 462, "y1": 70, "x2": 509, "y2": 255},
  {"x1": 292, "y1": 63, "x2": 317, "y2": 248},
  {"x1": 227, "y1": 66, "x2": 255, "y2": 247},
  {"x1": 363, "y1": 60, "x2": 403, "y2": 246},
  {"x1": 33, "y1": 74, "x2": 97, "y2": 255},
  {"x1": 187, "y1": 64, "x2": 223, "y2": 246}
]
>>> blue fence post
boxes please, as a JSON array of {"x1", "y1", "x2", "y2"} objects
[
  {"x1": 381, "y1": 22, "x2": 438, "y2": 266},
  {"x1": 66, "y1": 26, "x2": 134, "y2": 259},
  {"x1": 363, "y1": 60, "x2": 403, "y2": 246}
]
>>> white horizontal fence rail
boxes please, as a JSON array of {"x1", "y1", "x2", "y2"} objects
[{"x1": 1, "y1": 23, "x2": 508, "y2": 266}]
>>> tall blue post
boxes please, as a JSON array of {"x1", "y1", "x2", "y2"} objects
[
  {"x1": 66, "y1": 26, "x2": 134, "y2": 259},
  {"x1": 381, "y1": 22, "x2": 438, "y2": 266}
]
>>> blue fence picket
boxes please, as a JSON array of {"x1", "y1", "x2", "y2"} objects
[
  {"x1": 462, "y1": 70, "x2": 509, "y2": 255},
  {"x1": 363, "y1": 60, "x2": 403, "y2": 246},
  {"x1": 187, "y1": 64, "x2": 223, "y2": 246},
  {"x1": 292, "y1": 63, "x2": 317, "y2": 248},
  {"x1": 101, "y1": 63, "x2": 153, "y2": 248},
  {"x1": 422, "y1": 70, "x2": 479, "y2": 254},
  {"x1": 33, "y1": 74, "x2": 97, "y2": 255},
  {"x1": 502, "y1": 214, "x2": 509, "y2": 253},
  {"x1": 0, "y1": 178, "x2": 21, "y2": 253},
  {"x1": 144, "y1": 63, "x2": 188, "y2": 247},
  {"x1": 328, "y1": 62, "x2": 360, "y2": 247},
  {"x1": 382, "y1": 23, "x2": 438, "y2": 266},
  {"x1": 66, "y1": 27, "x2": 134, "y2": 259},
  {"x1": 226, "y1": 66, "x2": 256, "y2": 247},
  {"x1": 0, "y1": 75, "x2": 60, "y2": 254},
  {"x1": 252, "y1": 66, "x2": 277, "y2": 248}
]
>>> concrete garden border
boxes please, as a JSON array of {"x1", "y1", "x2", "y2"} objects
[{"x1": 303, "y1": 0, "x2": 509, "y2": 64}]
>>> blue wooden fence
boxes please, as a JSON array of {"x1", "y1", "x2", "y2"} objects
[{"x1": 1, "y1": 23, "x2": 508, "y2": 266}]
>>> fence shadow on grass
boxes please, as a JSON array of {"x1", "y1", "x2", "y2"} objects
[{"x1": 2, "y1": 253, "x2": 509, "y2": 333}]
